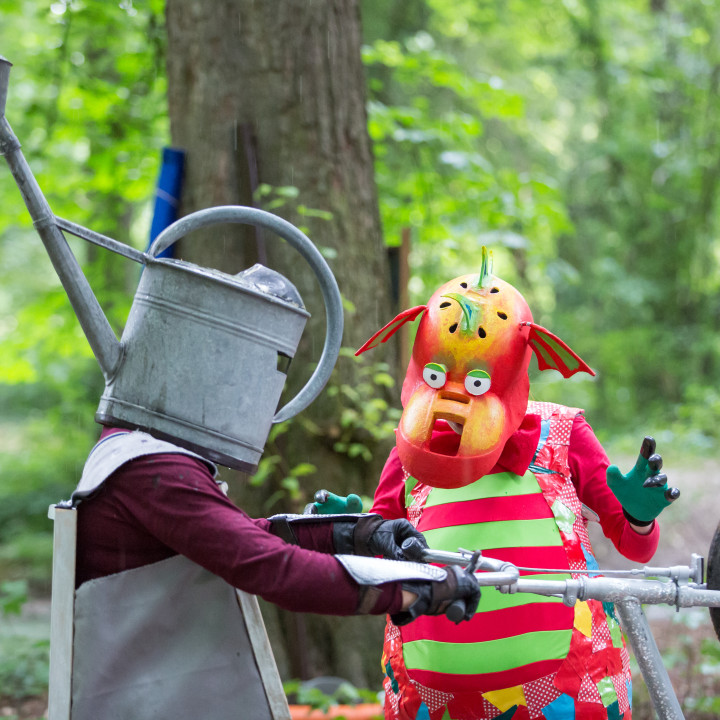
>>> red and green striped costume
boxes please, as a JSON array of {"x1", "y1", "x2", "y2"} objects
[{"x1": 377, "y1": 403, "x2": 633, "y2": 720}]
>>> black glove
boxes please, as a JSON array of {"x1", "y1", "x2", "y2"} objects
[
  {"x1": 391, "y1": 566, "x2": 481, "y2": 626},
  {"x1": 334, "y1": 515, "x2": 428, "y2": 561}
]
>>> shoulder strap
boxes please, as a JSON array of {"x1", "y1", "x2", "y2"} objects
[
  {"x1": 527, "y1": 401, "x2": 583, "y2": 476},
  {"x1": 527, "y1": 400, "x2": 583, "y2": 425},
  {"x1": 72, "y1": 431, "x2": 217, "y2": 506}
]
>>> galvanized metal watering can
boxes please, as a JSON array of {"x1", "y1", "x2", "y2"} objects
[{"x1": 0, "y1": 57, "x2": 343, "y2": 472}]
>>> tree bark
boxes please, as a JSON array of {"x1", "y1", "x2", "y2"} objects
[{"x1": 165, "y1": 0, "x2": 397, "y2": 688}]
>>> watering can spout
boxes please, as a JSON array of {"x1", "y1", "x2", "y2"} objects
[
  {"x1": 0, "y1": 56, "x2": 124, "y2": 381},
  {"x1": 0, "y1": 56, "x2": 11, "y2": 119}
]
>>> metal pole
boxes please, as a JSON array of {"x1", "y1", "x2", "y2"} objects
[
  {"x1": 235, "y1": 591, "x2": 291, "y2": 720},
  {"x1": 0, "y1": 56, "x2": 123, "y2": 382},
  {"x1": 0, "y1": 130, "x2": 124, "y2": 382},
  {"x1": 615, "y1": 597, "x2": 685, "y2": 720},
  {"x1": 47, "y1": 505, "x2": 78, "y2": 720}
]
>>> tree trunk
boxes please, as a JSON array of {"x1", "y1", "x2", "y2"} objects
[{"x1": 165, "y1": 0, "x2": 398, "y2": 689}]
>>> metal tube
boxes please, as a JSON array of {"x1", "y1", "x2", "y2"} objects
[
  {"x1": 475, "y1": 570, "x2": 520, "y2": 587},
  {"x1": 677, "y1": 585, "x2": 720, "y2": 607},
  {"x1": 514, "y1": 578, "x2": 571, "y2": 595},
  {"x1": 577, "y1": 577, "x2": 720, "y2": 608},
  {"x1": 0, "y1": 56, "x2": 10, "y2": 119},
  {"x1": 0, "y1": 116, "x2": 123, "y2": 381},
  {"x1": 56, "y1": 216, "x2": 150, "y2": 265},
  {"x1": 47, "y1": 505, "x2": 78, "y2": 720},
  {"x1": 420, "y1": 548, "x2": 515, "y2": 574},
  {"x1": 615, "y1": 597, "x2": 685, "y2": 720},
  {"x1": 580, "y1": 577, "x2": 678, "y2": 604}
]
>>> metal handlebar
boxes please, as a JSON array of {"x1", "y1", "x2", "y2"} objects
[
  {"x1": 402, "y1": 544, "x2": 720, "y2": 720},
  {"x1": 413, "y1": 546, "x2": 720, "y2": 609}
]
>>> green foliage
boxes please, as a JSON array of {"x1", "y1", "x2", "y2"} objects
[
  {"x1": 326, "y1": 349, "x2": 401, "y2": 463},
  {"x1": 248, "y1": 422, "x2": 320, "y2": 512},
  {"x1": 364, "y1": 18, "x2": 573, "y2": 301},
  {"x1": 363, "y1": 0, "x2": 720, "y2": 446},
  {"x1": 0, "y1": 634, "x2": 49, "y2": 700},
  {"x1": 0, "y1": 580, "x2": 28, "y2": 617},
  {"x1": 253, "y1": 182, "x2": 337, "y2": 251},
  {"x1": 284, "y1": 678, "x2": 380, "y2": 713},
  {"x1": 689, "y1": 637, "x2": 720, "y2": 714}
]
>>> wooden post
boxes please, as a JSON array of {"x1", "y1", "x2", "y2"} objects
[
  {"x1": 235, "y1": 121, "x2": 267, "y2": 266},
  {"x1": 47, "y1": 505, "x2": 77, "y2": 720}
]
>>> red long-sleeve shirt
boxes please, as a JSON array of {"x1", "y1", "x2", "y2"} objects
[
  {"x1": 371, "y1": 414, "x2": 659, "y2": 564},
  {"x1": 75, "y1": 429, "x2": 403, "y2": 616}
]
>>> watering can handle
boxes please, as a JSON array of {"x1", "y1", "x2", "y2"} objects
[{"x1": 149, "y1": 205, "x2": 343, "y2": 424}]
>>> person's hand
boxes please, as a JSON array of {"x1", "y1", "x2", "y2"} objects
[
  {"x1": 607, "y1": 436, "x2": 680, "y2": 525},
  {"x1": 391, "y1": 566, "x2": 481, "y2": 626},
  {"x1": 363, "y1": 518, "x2": 428, "y2": 561},
  {"x1": 333, "y1": 515, "x2": 428, "y2": 560}
]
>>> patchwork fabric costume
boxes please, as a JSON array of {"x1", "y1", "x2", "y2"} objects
[{"x1": 374, "y1": 403, "x2": 638, "y2": 720}]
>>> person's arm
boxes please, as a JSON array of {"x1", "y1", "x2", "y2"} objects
[
  {"x1": 107, "y1": 453, "x2": 469, "y2": 620},
  {"x1": 107, "y1": 453, "x2": 396, "y2": 615},
  {"x1": 370, "y1": 445, "x2": 408, "y2": 519},
  {"x1": 568, "y1": 415, "x2": 660, "y2": 563}
]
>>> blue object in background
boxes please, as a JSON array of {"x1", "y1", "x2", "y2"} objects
[{"x1": 148, "y1": 147, "x2": 185, "y2": 258}]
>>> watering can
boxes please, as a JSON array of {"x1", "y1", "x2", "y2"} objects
[{"x1": 0, "y1": 57, "x2": 343, "y2": 472}]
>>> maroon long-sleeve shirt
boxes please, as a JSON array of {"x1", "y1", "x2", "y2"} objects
[{"x1": 75, "y1": 429, "x2": 403, "y2": 616}]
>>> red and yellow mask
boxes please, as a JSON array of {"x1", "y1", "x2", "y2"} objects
[{"x1": 357, "y1": 249, "x2": 594, "y2": 488}]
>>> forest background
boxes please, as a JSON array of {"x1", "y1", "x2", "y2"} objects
[{"x1": 2, "y1": 0, "x2": 720, "y2": 715}]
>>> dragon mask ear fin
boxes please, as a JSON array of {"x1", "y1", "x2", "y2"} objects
[
  {"x1": 522, "y1": 322, "x2": 596, "y2": 378},
  {"x1": 355, "y1": 306, "x2": 427, "y2": 356}
]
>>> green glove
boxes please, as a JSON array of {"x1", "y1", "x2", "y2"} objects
[
  {"x1": 606, "y1": 436, "x2": 680, "y2": 525},
  {"x1": 311, "y1": 489, "x2": 363, "y2": 514}
]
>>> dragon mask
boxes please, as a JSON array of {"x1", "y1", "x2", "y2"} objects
[{"x1": 357, "y1": 249, "x2": 594, "y2": 488}]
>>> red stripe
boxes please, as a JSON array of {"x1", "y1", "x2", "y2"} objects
[
  {"x1": 419, "y1": 494, "x2": 553, "y2": 530},
  {"x1": 408, "y1": 658, "x2": 563, "y2": 693},
  {"x1": 401, "y1": 602, "x2": 573, "y2": 645}
]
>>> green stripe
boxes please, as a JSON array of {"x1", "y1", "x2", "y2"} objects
[
  {"x1": 424, "y1": 517, "x2": 562, "y2": 551},
  {"x1": 476, "y1": 574, "x2": 570, "y2": 611},
  {"x1": 532, "y1": 339, "x2": 555, "y2": 370},
  {"x1": 403, "y1": 629, "x2": 572, "y2": 675},
  {"x1": 404, "y1": 475, "x2": 418, "y2": 508},
  {"x1": 423, "y1": 471, "x2": 541, "y2": 508}
]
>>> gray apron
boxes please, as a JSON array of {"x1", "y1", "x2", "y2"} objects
[{"x1": 49, "y1": 431, "x2": 289, "y2": 720}]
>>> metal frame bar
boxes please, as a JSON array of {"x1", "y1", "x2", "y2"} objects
[
  {"x1": 235, "y1": 591, "x2": 291, "y2": 720},
  {"x1": 47, "y1": 505, "x2": 77, "y2": 720},
  {"x1": 616, "y1": 598, "x2": 685, "y2": 720}
]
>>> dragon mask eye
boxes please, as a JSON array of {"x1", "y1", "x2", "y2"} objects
[
  {"x1": 422, "y1": 362, "x2": 447, "y2": 389},
  {"x1": 465, "y1": 369, "x2": 491, "y2": 396}
]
